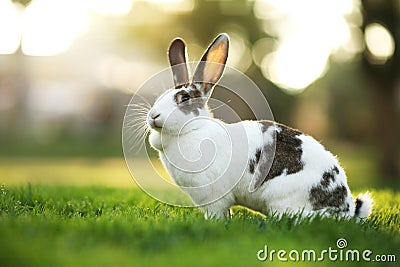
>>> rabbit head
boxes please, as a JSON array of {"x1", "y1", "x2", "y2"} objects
[{"x1": 147, "y1": 33, "x2": 229, "y2": 135}]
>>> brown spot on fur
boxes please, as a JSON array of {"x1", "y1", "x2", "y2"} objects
[
  {"x1": 309, "y1": 166, "x2": 349, "y2": 213},
  {"x1": 174, "y1": 87, "x2": 204, "y2": 116},
  {"x1": 309, "y1": 184, "x2": 348, "y2": 211},
  {"x1": 250, "y1": 122, "x2": 304, "y2": 188},
  {"x1": 354, "y1": 197, "x2": 362, "y2": 216},
  {"x1": 321, "y1": 166, "x2": 340, "y2": 187},
  {"x1": 261, "y1": 124, "x2": 304, "y2": 181},
  {"x1": 249, "y1": 148, "x2": 262, "y2": 174},
  {"x1": 175, "y1": 83, "x2": 189, "y2": 89},
  {"x1": 255, "y1": 149, "x2": 261, "y2": 164},
  {"x1": 259, "y1": 120, "x2": 274, "y2": 133},
  {"x1": 249, "y1": 161, "x2": 255, "y2": 174}
]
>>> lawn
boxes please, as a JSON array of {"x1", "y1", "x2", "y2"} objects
[{"x1": 0, "y1": 156, "x2": 399, "y2": 267}]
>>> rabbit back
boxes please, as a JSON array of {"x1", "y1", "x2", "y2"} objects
[{"x1": 233, "y1": 120, "x2": 356, "y2": 217}]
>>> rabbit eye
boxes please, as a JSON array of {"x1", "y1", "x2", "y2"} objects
[{"x1": 179, "y1": 93, "x2": 190, "y2": 103}]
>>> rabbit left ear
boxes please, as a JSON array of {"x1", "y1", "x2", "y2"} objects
[
  {"x1": 193, "y1": 33, "x2": 229, "y2": 97},
  {"x1": 168, "y1": 38, "x2": 189, "y2": 88}
]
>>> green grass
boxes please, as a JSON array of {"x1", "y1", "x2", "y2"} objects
[
  {"x1": 0, "y1": 154, "x2": 399, "y2": 267},
  {"x1": 0, "y1": 185, "x2": 399, "y2": 267}
]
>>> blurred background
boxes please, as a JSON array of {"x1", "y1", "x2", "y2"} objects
[{"x1": 0, "y1": 0, "x2": 399, "y2": 187}]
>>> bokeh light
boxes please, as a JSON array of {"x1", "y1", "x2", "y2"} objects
[
  {"x1": 87, "y1": 0, "x2": 133, "y2": 16},
  {"x1": 364, "y1": 23, "x2": 395, "y2": 64},
  {"x1": 260, "y1": 41, "x2": 329, "y2": 93},
  {"x1": 223, "y1": 29, "x2": 252, "y2": 72},
  {"x1": 254, "y1": 0, "x2": 358, "y2": 93},
  {"x1": 21, "y1": 0, "x2": 88, "y2": 56},
  {"x1": 0, "y1": 0, "x2": 21, "y2": 55},
  {"x1": 251, "y1": 38, "x2": 275, "y2": 67}
]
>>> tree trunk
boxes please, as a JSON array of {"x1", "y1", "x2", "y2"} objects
[{"x1": 362, "y1": 0, "x2": 400, "y2": 182}]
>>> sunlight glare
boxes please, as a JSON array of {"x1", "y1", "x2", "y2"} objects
[
  {"x1": 146, "y1": 0, "x2": 195, "y2": 13},
  {"x1": 261, "y1": 40, "x2": 329, "y2": 93},
  {"x1": 254, "y1": 0, "x2": 357, "y2": 92},
  {"x1": 145, "y1": 0, "x2": 185, "y2": 3},
  {"x1": 0, "y1": 0, "x2": 21, "y2": 55},
  {"x1": 364, "y1": 23, "x2": 395, "y2": 63},
  {"x1": 87, "y1": 0, "x2": 133, "y2": 16},
  {"x1": 21, "y1": 0, "x2": 88, "y2": 56}
]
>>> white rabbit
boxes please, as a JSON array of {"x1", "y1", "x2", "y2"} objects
[{"x1": 147, "y1": 33, "x2": 373, "y2": 220}]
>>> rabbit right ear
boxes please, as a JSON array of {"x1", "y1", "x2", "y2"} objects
[
  {"x1": 193, "y1": 33, "x2": 229, "y2": 97},
  {"x1": 168, "y1": 38, "x2": 189, "y2": 88}
]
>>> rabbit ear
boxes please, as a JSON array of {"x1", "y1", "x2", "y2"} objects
[
  {"x1": 168, "y1": 38, "x2": 189, "y2": 88},
  {"x1": 193, "y1": 33, "x2": 229, "y2": 96}
]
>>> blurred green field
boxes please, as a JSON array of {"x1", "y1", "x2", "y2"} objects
[
  {"x1": 0, "y1": 157, "x2": 170, "y2": 188},
  {"x1": 0, "y1": 144, "x2": 386, "y2": 189}
]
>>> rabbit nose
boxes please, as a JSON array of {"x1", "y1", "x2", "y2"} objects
[{"x1": 151, "y1": 113, "x2": 161, "y2": 120}]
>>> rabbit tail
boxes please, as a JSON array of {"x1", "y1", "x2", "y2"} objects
[{"x1": 354, "y1": 192, "x2": 373, "y2": 219}]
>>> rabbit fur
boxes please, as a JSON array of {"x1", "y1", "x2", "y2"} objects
[{"x1": 146, "y1": 33, "x2": 373, "y2": 220}]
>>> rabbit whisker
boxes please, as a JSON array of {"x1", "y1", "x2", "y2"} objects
[{"x1": 126, "y1": 123, "x2": 150, "y2": 152}]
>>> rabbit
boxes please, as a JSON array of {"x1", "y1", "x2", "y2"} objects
[{"x1": 146, "y1": 33, "x2": 373, "y2": 220}]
